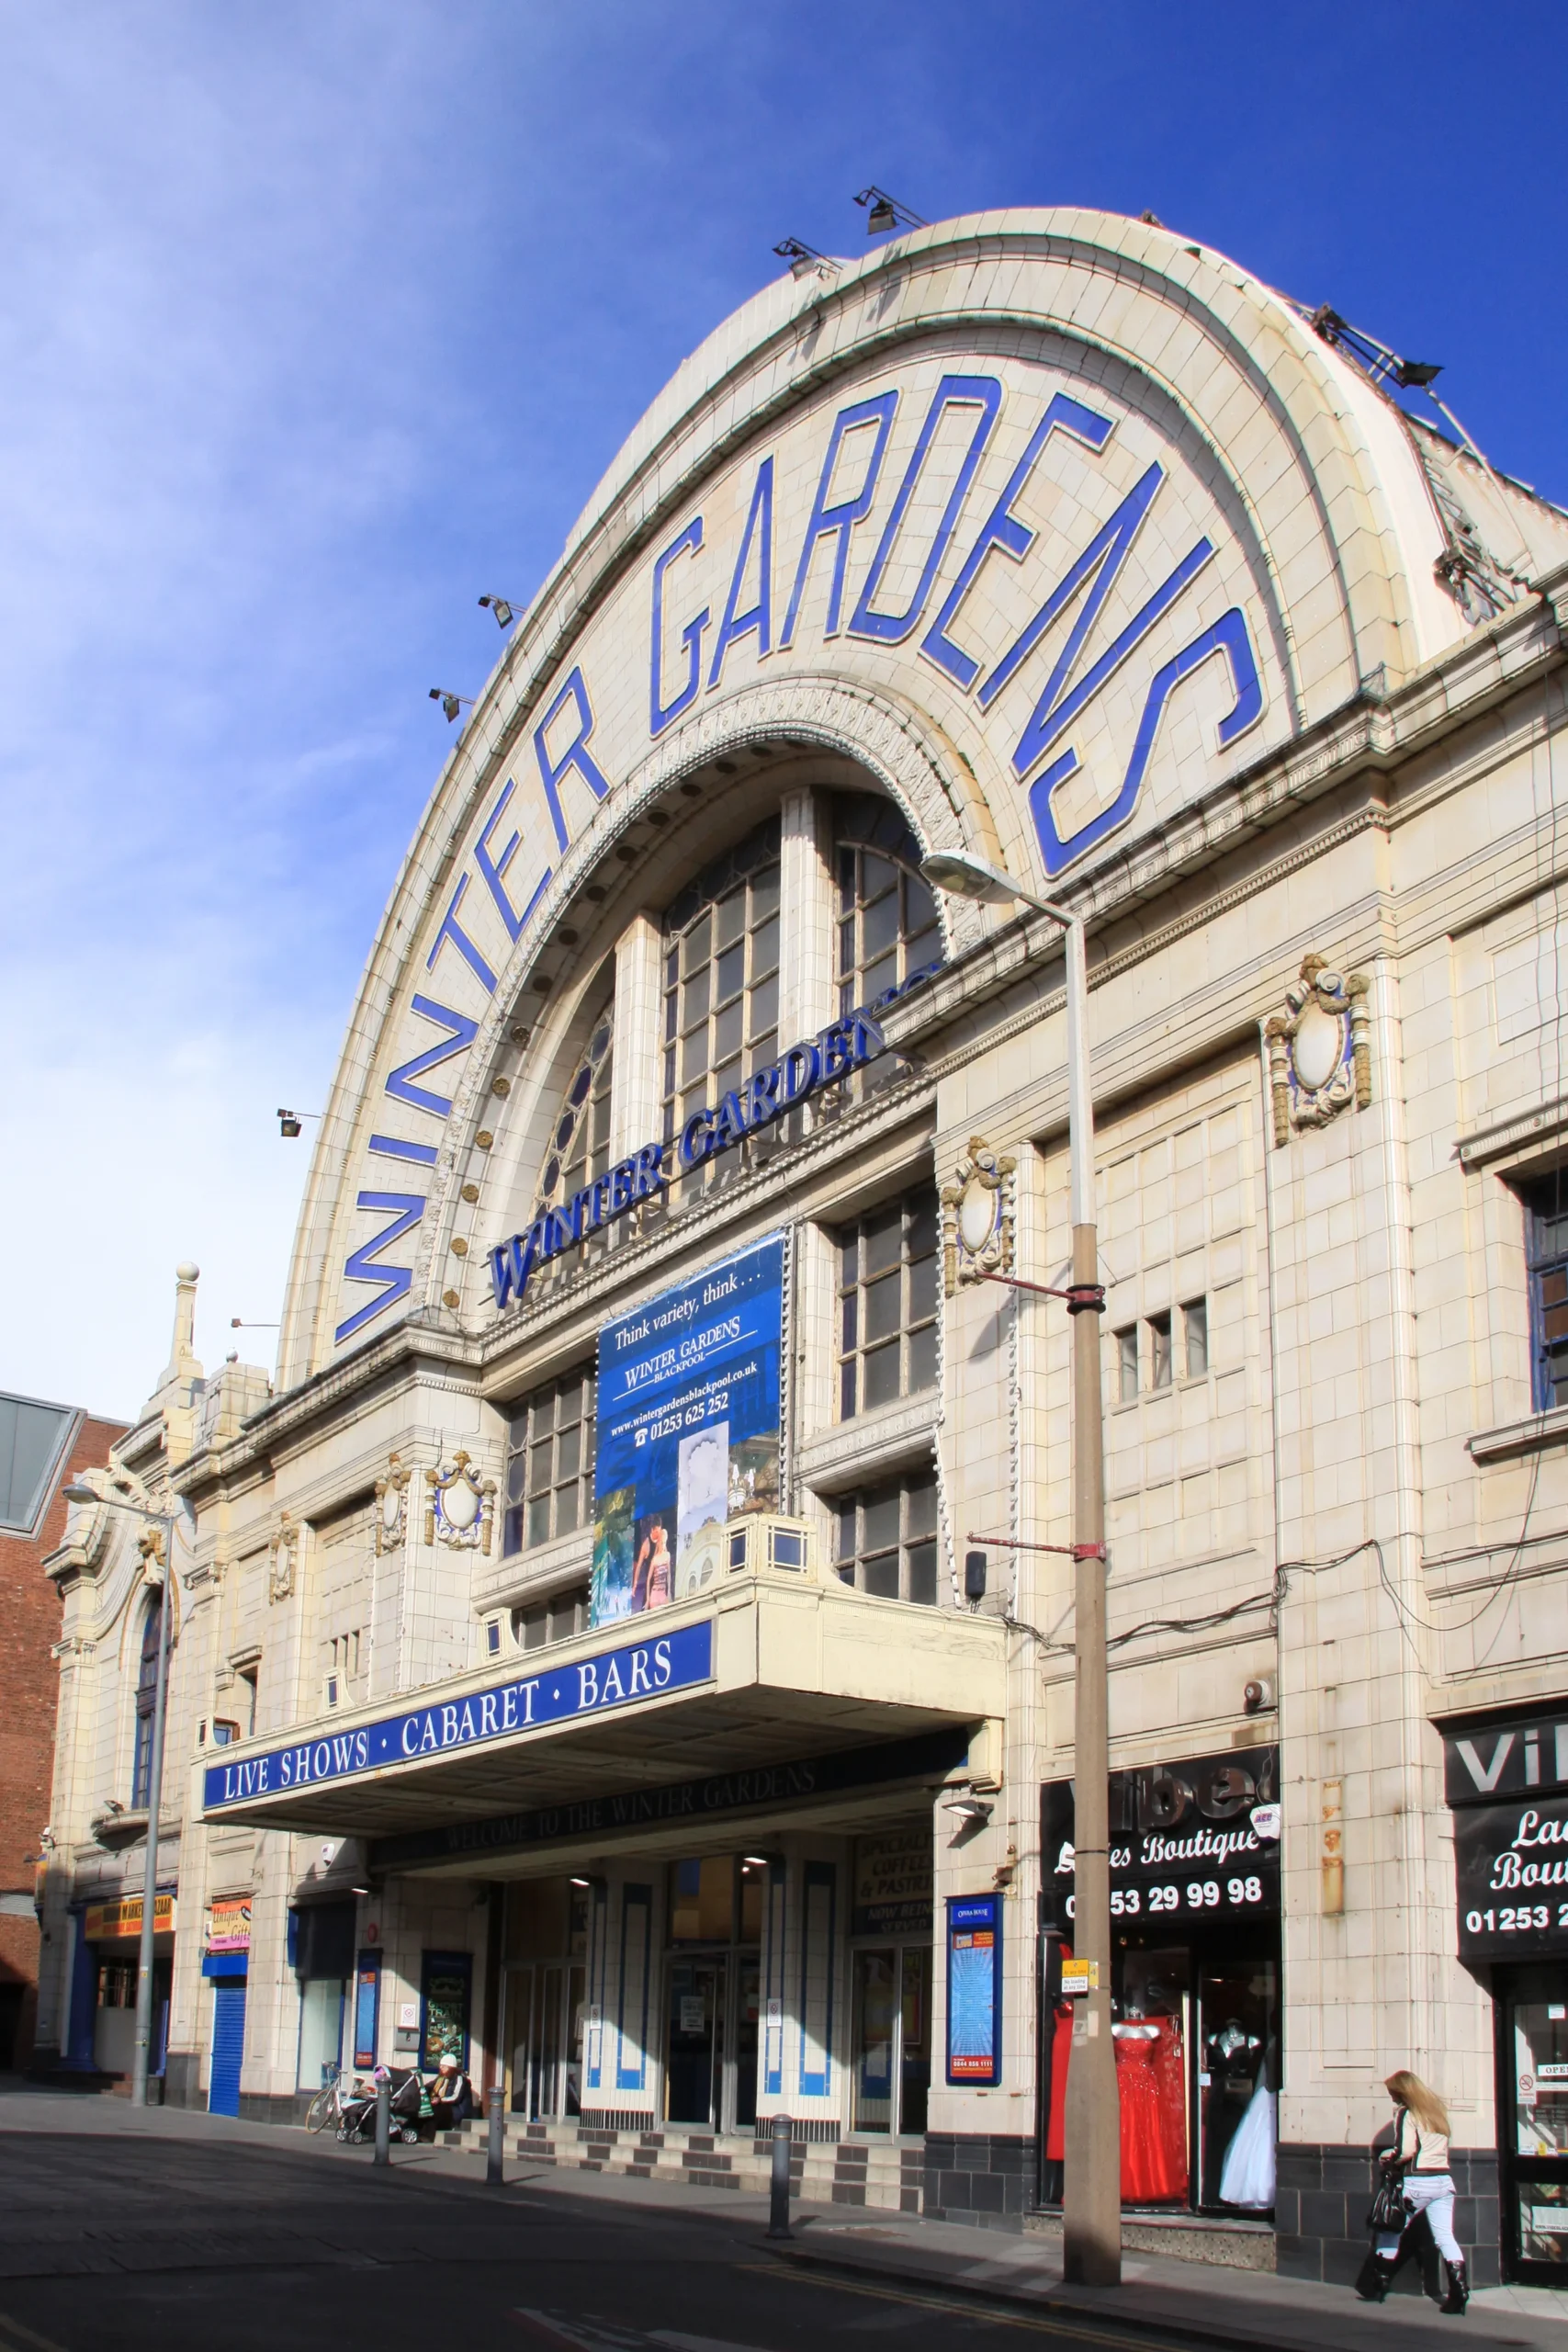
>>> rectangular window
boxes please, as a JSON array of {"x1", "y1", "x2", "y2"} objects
[
  {"x1": 1182, "y1": 1298, "x2": 1209, "y2": 1379},
  {"x1": 1115, "y1": 1326, "x2": 1139, "y2": 1404},
  {"x1": 834, "y1": 1469, "x2": 940, "y2": 1606},
  {"x1": 1148, "y1": 1311, "x2": 1173, "y2": 1391},
  {"x1": 1524, "y1": 1175, "x2": 1568, "y2": 1410},
  {"x1": 835, "y1": 1187, "x2": 940, "y2": 1419},
  {"x1": 512, "y1": 1584, "x2": 590, "y2": 1653},
  {"x1": 503, "y1": 1367, "x2": 596, "y2": 1555},
  {"x1": 660, "y1": 820, "x2": 781, "y2": 1197}
]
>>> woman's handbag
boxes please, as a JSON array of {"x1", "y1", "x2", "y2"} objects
[{"x1": 1367, "y1": 2174, "x2": 1407, "y2": 2233}]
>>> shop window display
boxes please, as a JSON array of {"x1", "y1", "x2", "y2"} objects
[{"x1": 1039, "y1": 1749, "x2": 1280, "y2": 2217}]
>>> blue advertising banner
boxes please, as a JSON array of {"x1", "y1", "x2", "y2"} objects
[
  {"x1": 946, "y1": 1894, "x2": 1002, "y2": 2085},
  {"x1": 202, "y1": 1618, "x2": 713, "y2": 1811},
  {"x1": 592, "y1": 1234, "x2": 786, "y2": 1627}
]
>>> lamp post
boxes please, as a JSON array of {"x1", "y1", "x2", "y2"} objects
[
  {"x1": 62, "y1": 1481, "x2": 177, "y2": 2109},
  {"x1": 920, "y1": 848, "x2": 1120, "y2": 2287}
]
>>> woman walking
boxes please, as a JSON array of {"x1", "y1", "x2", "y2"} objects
[{"x1": 1356, "y1": 2071, "x2": 1468, "y2": 2314}]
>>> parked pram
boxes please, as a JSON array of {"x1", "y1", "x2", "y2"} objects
[{"x1": 337, "y1": 2064, "x2": 428, "y2": 2144}]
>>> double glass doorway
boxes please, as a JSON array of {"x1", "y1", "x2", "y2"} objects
[
  {"x1": 665, "y1": 1951, "x2": 761, "y2": 2132},
  {"x1": 664, "y1": 1856, "x2": 763, "y2": 2135},
  {"x1": 507, "y1": 1960, "x2": 586, "y2": 2120},
  {"x1": 851, "y1": 1945, "x2": 931, "y2": 2135}
]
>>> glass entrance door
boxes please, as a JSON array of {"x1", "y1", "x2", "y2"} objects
[
  {"x1": 506, "y1": 1962, "x2": 585, "y2": 2120},
  {"x1": 1500, "y1": 1974, "x2": 1568, "y2": 2279},
  {"x1": 666, "y1": 1955, "x2": 726, "y2": 2125},
  {"x1": 851, "y1": 1944, "x2": 931, "y2": 2134},
  {"x1": 732, "y1": 1957, "x2": 761, "y2": 2132}
]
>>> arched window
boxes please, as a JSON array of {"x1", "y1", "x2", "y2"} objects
[
  {"x1": 131, "y1": 1594, "x2": 162, "y2": 1807},
  {"x1": 532, "y1": 984, "x2": 615, "y2": 1233},
  {"x1": 661, "y1": 817, "x2": 781, "y2": 1197},
  {"x1": 833, "y1": 793, "x2": 942, "y2": 1016}
]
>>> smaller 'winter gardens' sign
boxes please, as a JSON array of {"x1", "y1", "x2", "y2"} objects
[{"x1": 1444, "y1": 1710, "x2": 1568, "y2": 1962}]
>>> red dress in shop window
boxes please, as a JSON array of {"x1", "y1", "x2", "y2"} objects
[
  {"x1": 1114, "y1": 2022, "x2": 1187, "y2": 2201},
  {"x1": 1045, "y1": 2006, "x2": 1074, "y2": 2162}
]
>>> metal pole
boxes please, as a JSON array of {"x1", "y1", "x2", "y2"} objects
[
  {"x1": 766, "y1": 2113, "x2": 793, "y2": 2239},
  {"x1": 130, "y1": 1513, "x2": 175, "y2": 2109},
  {"x1": 1057, "y1": 913, "x2": 1120, "y2": 2287},
  {"x1": 374, "y1": 2075, "x2": 391, "y2": 2165},
  {"x1": 487, "y1": 2083, "x2": 505, "y2": 2184}
]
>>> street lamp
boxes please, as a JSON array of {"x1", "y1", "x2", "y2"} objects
[
  {"x1": 62, "y1": 1481, "x2": 178, "y2": 2109},
  {"x1": 920, "y1": 845, "x2": 1121, "y2": 2287}
]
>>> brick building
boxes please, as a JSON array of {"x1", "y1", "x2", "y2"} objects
[{"x1": 1, "y1": 1393, "x2": 127, "y2": 2068}]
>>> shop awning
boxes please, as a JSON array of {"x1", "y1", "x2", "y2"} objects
[{"x1": 199, "y1": 1568, "x2": 1005, "y2": 1838}]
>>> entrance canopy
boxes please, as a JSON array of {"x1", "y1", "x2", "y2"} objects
[{"x1": 199, "y1": 1568, "x2": 1004, "y2": 1839}]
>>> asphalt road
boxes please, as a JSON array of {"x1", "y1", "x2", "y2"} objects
[{"x1": 0, "y1": 2111, "x2": 1217, "y2": 2352}]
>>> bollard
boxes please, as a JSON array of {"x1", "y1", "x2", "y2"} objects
[
  {"x1": 374, "y1": 2075, "x2": 390, "y2": 2167},
  {"x1": 487, "y1": 2083, "x2": 505, "y2": 2185},
  {"x1": 766, "y1": 2112, "x2": 793, "y2": 2239}
]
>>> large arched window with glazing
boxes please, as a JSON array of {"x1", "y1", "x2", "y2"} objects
[
  {"x1": 829, "y1": 794, "x2": 942, "y2": 1108},
  {"x1": 833, "y1": 793, "x2": 942, "y2": 1014},
  {"x1": 661, "y1": 817, "x2": 781, "y2": 1198},
  {"x1": 530, "y1": 979, "x2": 615, "y2": 1254},
  {"x1": 130, "y1": 1593, "x2": 162, "y2": 1807}
]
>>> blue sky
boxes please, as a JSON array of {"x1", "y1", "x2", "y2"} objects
[{"x1": 3, "y1": 1, "x2": 1563, "y2": 1418}]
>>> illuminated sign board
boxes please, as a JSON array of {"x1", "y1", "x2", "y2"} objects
[{"x1": 203, "y1": 1618, "x2": 713, "y2": 1812}]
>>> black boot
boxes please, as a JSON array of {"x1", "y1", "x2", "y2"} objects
[
  {"x1": 1355, "y1": 2250, "x2": 1397, "y2": 2301},
  {"x1": 1441, "y1": 2257, "x2": 1469, "y2": 2315}
]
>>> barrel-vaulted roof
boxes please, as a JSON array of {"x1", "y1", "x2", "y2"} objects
[{"x1": 274, "y1": 206, "x2": 1567, "y2": 1390}]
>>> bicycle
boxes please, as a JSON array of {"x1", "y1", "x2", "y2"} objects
[{"x1": 305, "y1": 2061, "x2": 368, "y2": 2137}]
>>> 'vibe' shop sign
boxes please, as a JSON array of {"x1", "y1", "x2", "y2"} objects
[{"x1": 203, "y1": 1619, "x2": 713, "y2": 1812}]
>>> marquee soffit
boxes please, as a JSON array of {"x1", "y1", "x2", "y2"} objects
[{"x1": 278, "y1": 206, "x2": 1542, "y2": 1389}]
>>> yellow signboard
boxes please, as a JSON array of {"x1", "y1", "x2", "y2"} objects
[{"x1": 84, "y1": 1893, "x2": 175, "y2": 1942}]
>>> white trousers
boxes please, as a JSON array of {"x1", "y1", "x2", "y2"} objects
[{"x1": 1375, "y1": 2172, "x2": 1461, "y2": 2264}]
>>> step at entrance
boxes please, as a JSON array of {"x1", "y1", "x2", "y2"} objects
[{"x1": 452, "y1": 2116, "x2": 923, "y2": 2211}]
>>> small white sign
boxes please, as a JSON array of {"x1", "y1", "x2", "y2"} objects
[
  {"x1": 1250, "y1": 1804, "x2": 1281, "y2": 1840},
  {"x1": 1061, "y1": 1958, "x2": 1100, "y2": 1996},
  {"x1": 680, "y1": 1996, "x2": 705, "y2": 2033},
  {"x1": 765, "y1": 1998, "x2": 783, "y2": 2026},
  {"x1": 398, "y1": 2001, "x2": 419, "y2": 2030}
]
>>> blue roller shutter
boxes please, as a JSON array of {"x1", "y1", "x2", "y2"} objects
[{"x1": 209, "y1": 1982, "x2": 246, "y2": 2116}]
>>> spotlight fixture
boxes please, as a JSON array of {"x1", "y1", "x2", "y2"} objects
[
  {"x1": 773, "y1": 236, "x2": 837, "y2": 283},
  {"x1": 429, "y1": 688, "x2": 474, "y2": 723},
  {"x1": 276, "y1": 1108, "x2": 321, "y2": 1139},
  {"x1": 942, "y1": 1793, "x2": 994, "y2": 1826},
  {"x1": 1306, "y1": 305, "x2": 1442, "y2": 392},
  {"x1": 853, "y1": 186, "x2": 927, "y2": 236},
  {"x1": 569, "y1": 1874, "x2": 592, "y2": 1888},
  {"x1": 478, "y1": 594, "x2": 517, "y2": 628}
]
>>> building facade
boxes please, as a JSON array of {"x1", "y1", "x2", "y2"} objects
[
  {"x1": 2, "y1": 1389, "x2": 127, "y2": 2070},
  {"x1": 37, "y1": 208, "x2": 1568, "y2": 2283}
]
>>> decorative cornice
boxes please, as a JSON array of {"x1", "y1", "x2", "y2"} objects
[
  {"x1": 1468, "y1": 1406, "x2": 1568, "y2": 1465},
  {"x1": 1456, "y1": 1094, "x2": 1568, "y2": 1172},
  {"x1": 795, "y1": 1396, "x2": 940, "y2": 1495}
]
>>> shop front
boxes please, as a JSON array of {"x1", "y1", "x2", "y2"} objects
[
  {"x1": 1443, "y1": 1703, "x2": 1568, "y2": 2284},
  {"x1": 1039, "y1": 1747, "x2": 1280, "y2": 2219},
  {"x1": 69, "y1": 1892, "x2": 175, "y2": 2082}
]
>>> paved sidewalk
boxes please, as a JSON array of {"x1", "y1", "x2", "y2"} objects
[{"x1": 4, "y1": 2083, "x2": 1566, "y2": 2348}]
